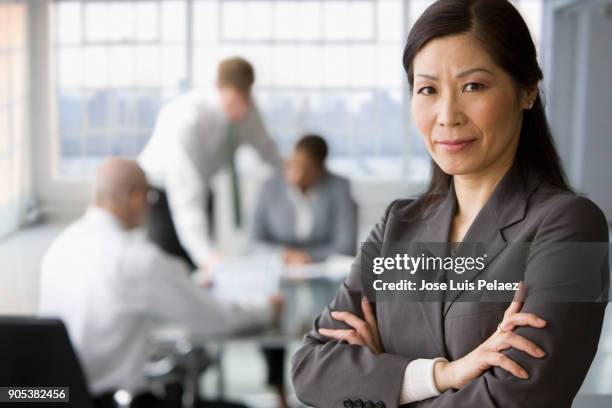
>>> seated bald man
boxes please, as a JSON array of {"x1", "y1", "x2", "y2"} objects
[{"x1": 39, "y1": 158, "x2": 281, "y2": 408}]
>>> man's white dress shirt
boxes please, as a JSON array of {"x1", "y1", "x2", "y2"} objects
[
  {"x1": 138, "y1": 90, "x2": 282, "y2": 266},
  {"x1": 39, "y1": 207, "x2": 273, "y2": 396}
]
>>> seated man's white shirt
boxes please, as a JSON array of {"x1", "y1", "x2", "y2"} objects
[{"x1": 38, "y1": 207, "x2": 272, "y2": 396}]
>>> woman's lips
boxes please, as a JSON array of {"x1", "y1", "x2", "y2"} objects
[{"x1": 435, "y1": 138, "x2": 476, "y2": 153}]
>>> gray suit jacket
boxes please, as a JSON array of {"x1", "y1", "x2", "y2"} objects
[
  {"x1": 252, "y1": 171, "x2": 357, "y2": 262},
  {"x1": 291, "y1": 162, "x2": 609, "y2": 408}
]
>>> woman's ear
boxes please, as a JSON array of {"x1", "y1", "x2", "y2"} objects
[{"x1": 522, "y1": 86, "x2": 538, "y2": 110}]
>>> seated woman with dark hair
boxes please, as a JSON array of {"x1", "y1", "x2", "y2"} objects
[{"x1": 291, "y1": 1, "x2": 609, "y2": 407}]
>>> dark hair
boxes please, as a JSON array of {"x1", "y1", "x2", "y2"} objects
[
  {"x1": 403, "y1": 0, "x2": 570, "y2": 208},
  {"x1": 295, "y1": 134, "x2": 328, "y2": 167}
]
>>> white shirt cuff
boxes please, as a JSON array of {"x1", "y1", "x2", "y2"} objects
[{"x1": 399, "y1": 358, "x2": 448, "y2": 404}]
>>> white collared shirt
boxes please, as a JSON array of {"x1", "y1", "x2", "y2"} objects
[
  {"x1": 38, "y1": 207, "x2": 273, "y2": 395},
  {"x1": 138, "y1": 90, "x2": 282, "y2": 266},
  {"x1": 286, "y1": 185, "x2": 317, "y2": 241}
]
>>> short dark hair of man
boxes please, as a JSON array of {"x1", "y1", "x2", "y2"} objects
[{"x1": 295, "y1": 134, "x2": 328, "y2": 167}]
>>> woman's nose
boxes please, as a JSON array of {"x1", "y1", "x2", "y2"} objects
[{"x1": 437, "y1": 95, "x2": 466, "y2": 128}]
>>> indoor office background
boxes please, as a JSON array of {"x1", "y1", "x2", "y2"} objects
[{"x1": 0, "y1": 0, "x2": 611, "y2": 407}]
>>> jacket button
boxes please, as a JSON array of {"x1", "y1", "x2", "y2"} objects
[
  {"x1": 343, "y1": 399, "x2": 353, "y2": 408},
  {"x1": 374, "y1": 402, "x2": 385, "y2": 408},
  {"x1": 364, "y1": 400, "x2": 374, "y2": 408},
  {"x1": 352, "y1": 399, "x2": 364, "y2": 408}
]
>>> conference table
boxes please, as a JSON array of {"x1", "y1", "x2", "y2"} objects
[{"x1": 147, "y1": 254, "x2": 353, "y2": 406}]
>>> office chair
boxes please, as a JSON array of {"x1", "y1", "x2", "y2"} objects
[{"x1": 0, "y1": 316, "x2": 94, "y2": 408}]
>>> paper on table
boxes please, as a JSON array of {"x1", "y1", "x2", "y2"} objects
[
  {"x1": 282, "y1": 254, "x2": 354, "y2": 280},
  {"x1": 211, "y1": 254, "x2": 283, "y2": 304}
]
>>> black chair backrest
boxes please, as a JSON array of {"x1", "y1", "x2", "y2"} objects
[{"x1": 0, "y1": 316, "x2": 94, "y2": 408}]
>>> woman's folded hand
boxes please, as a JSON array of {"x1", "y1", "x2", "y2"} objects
[
  {"x1": 434, "y1": 283, "x2": 548, "y2": 391},
  {"x1": 318, "y1": 297, "x2": 383, "y2": 354}
]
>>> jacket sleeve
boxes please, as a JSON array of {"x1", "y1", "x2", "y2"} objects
[
  {"x1": 251, "y1": 178, "x2": 273, "y2": 243},
  {"x1": 292, "y1": 200, "x2": 412, "y2": 408},
  {"x1": 240, "y1": 104, "x2": 283, "y2": 169},
  {"x1": 305, "y1": 179, "x2": 358, "y2": 262},
  {"x1": 143, "y1": 245, "x2": 273, "y2": 336},
  {"x1": 405, "y1": 196, "x2": 609, "y2": 408}
]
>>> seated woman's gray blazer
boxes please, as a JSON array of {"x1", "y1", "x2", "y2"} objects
[{"x1": 291, "y1": 161, "x2": 609, "y2": 408}]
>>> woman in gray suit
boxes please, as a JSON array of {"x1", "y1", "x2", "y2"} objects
[{"x1": 291, "y1": 1, "x2": 609, "y2": 407}]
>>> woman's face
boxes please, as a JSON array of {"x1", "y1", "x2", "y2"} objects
[{"x1": 411, "y1": 33, "x2": 531, "y2": 177}]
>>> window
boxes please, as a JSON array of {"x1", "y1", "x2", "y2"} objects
[
  {"x1": 52, "y1": 0, "x2": 544, "y2": 181},
  {"x1": 53, "y1": 0, "x2": 187, "y2": 176},
  {"x1": 0, "y1": 0, "x2": 29, "y2": 238}
]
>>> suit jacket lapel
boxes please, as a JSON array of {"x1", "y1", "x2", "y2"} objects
[
  {"x1": 413, "y1": 188, "x2": 456, "y2": 357},
  {"x1": 442, "y1": 162, "x2": 542, "y2": 316}
]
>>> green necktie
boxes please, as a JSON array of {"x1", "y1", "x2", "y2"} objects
[{"x1": 226, "y1": 124, "x2": 242, "y2": 228}]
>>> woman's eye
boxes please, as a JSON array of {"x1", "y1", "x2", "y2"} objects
[
  {"x1": 463, "y1": 82, "x2": 485, "y2": 92},
  {"x1": 417, "y1": 86, "x2": 436, "y2": 96}
]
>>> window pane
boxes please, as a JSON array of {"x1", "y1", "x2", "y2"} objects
[
  {"x1": 162, "y1": 1, "x2": 186, "y2": 43},
  {"x1": 85, "y1": 134, "x2": 108, "y2": 156},
  {"x1": 516, "y1": 0, "x2": 542, "y2": 48},
  {"x1": 115, "y1": 92, "x2": 138, "y2": 129},
  {"x1": 135, "y1": 46, "x2": 160, "y2": 87},
  {"x1": 221, "y1": 1, "x2": 247, "y2": 41},
  {"x1": 274, "y1": 1, "x2": 299, "y2": 41},
  {"x1": 298, "y1": 1, "x2": 322, "y2": 41},
  {"x1": 83, "y1": 47, "x2": 108, "y2": 88},
  {"x1": 138, "y1": 94, "x2": 160, "y2": 129},
  {"x1": 349, "y1": 45, "x2": 376, "y2": 87},
  {"x1": 58, "y1": 91, "x2": 82, "y2": 132},
  {"x1": 110, "y1": 134, "x2": 138, "y2": 157},
  {"x1": 161, "y1": 46, "x2": 186, "y2": 89},
  {"x1": 194, "y1": 1, "x2": 219, "y2": 43},
  {"x1": 107, "y1": 2, "x2": 134, "y2": 42},
  {"x1": 377, "y1": 45, "x2": 403, "y2": 87},
  {"x1": 109, "y1": 46, "x2": 135, "y2": 88},
  {"x1": 60, "y1": 136, "x2": 82, "y2": 158},
  {"x1": 348, "y1": 1, "x2": 374, "y2": 40},
  {"x1": 84, "y1": 2, "x2": 109, "y2": 42},
  {"x1": 297, "y1": 46, "x2": 323, "y2": 88},
  {"x1": 58, "y1": 48, "x2": 83, "y2": 88},
  {"x1": 409, "y1": 0, "x2": 435, "y2": 27},
  {"x1": 240, "y1": 45, "x2": 272, "y2": 87},
  {"x1": 322, "y1": 46, "x2": 349, "y2": 87},
  {"x1": 378, "y1": 0, "x2": 402, "y2": 42},
  {"x1": 271, "y1": 46, "x2": 298, "y2": 87},
  {"x1": 323, "y1": 1, "x2": 350, "y2": 41},
  {"x1": 56, "y1": 1, "x2": 82, "y2": 44},
  {"x1": 134, "y1": 2, "x2": 158, "y2": 42},
  {"x1": 245, "y1": 1, "x2": 272, "y2": 41},
  {"x1": 135, "y1": 132, "x2": 151, "y2": 153},
  {"x1": 193, "y1": 45, "x2": 220, "y2": 87},
  {"x1": 85, "y1": 91, "x2": 110, "y2": 129}
]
